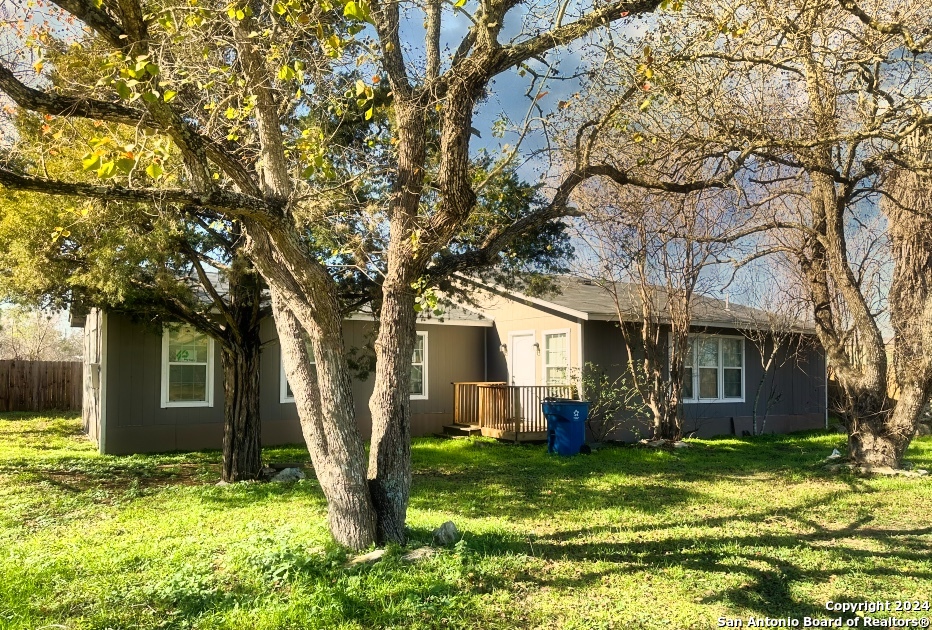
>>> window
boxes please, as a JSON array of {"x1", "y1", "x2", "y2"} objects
[
  {"x1": 698, "y1": 337, "x2": 719, "y2": 399},
  {"x1": 161, "y1": 326, "x2": 213, "y2": 407},
  {"x1": 682, "y1": 338, "x2": 694, "y2": 400},
  {"x1": 676, "y1": 335, "x2": 744, "y2": 403},
  {"x1": 280, "y1": 339, "x2": 316, "y2": 403},
  {"x1": 543, "y1": 329, "x2": 570, "y2": 386},
  {"x1": 410, "y1": 332, "x2": 428, "y2": 400},
  {"x1": 281, "y1": 332, "x2": 428, "y2": 402}
]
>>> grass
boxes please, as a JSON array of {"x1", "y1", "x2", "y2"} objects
[{"x1": 0, "y1": 413, "x2": 930, "y2": 629}]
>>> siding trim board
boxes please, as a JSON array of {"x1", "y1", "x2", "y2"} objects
[
  {"x1": 342, "y1": 313, "x2": 493, "y2": 327},
  {"x1": 99, "y1": 311, "x2": 108, "y2": 455}
]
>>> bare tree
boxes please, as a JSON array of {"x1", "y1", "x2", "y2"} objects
[
  {"x1": 733, "y1": 261, "x2": 812, "y2": 435},
  {"x1": 0, "y1": 307, "x2": 81, "y2": 361},
  {"x1": 564, "y1": 0, "x2": 932, "y2": 467},
  {"x1": 574, "y1": 185, "x2": 736, "y2": 441}
]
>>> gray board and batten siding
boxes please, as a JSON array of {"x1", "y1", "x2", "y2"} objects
[
  {"x1": 469, "y1": 276, "x2": 827, "y2": 440},
  {"x1": 582, "y1": 320, "x2": 827, "y2": 441},
  {"x1": 87, "y1": 310, "x2": 488, "y2": 455}
]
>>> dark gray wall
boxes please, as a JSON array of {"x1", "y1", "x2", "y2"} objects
[
  {"x1": 104, "y1": 313, "x2": 225, "y2": 454},
  {"x1": 264, "y1": 319, "x2": 487, "y2": 440},
  {"x1": 101, "y1": 313, "x2": 487, "y2": 454},
  {"x1": 582, "y1": 320, "x2": 827, "y2": 440}
]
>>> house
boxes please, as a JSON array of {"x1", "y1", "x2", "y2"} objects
[
  {"x1": 76, "y1": 276, "x2": 826, "y2": 454},
  {"x1": 465, "y1": 276, "x2": 827, "y2": 440}
]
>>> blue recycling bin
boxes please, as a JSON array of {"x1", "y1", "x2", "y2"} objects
[{"x1": 541, "y1": 398, "x2": 590, "y2": 456}]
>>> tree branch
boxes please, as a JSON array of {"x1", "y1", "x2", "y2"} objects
[
  {"x1": 0, "y1": 63, "x2": 260, "y2": 195},
  {"x1": 0, "y1": 167, "x2": 275, "y2": 216},
  {"x1": 490, "y1": 0, "x2": 662, "y2": 74}
]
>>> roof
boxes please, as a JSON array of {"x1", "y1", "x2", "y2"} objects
[{"x1": 465, "y1": 275, "x2": 816, "y2": 333}]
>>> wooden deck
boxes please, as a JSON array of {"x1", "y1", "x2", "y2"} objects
[{"x1": 452, "y1": 382, "x2": 576, "y2": 442}]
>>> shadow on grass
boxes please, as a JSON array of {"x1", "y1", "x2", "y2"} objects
[{"x1": 405, "y1": 507, "x2": 932, "y2": 624}]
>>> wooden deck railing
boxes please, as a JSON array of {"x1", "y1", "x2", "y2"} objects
[
  {"x1": 453, "y1": 382, "x2": 576, "y2": 440},
  {"x1": 453, "y1": 382, "x2": 506, "y2": 426}
]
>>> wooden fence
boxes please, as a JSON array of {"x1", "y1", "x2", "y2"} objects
[{"x1": 0, "y1": 360, "x2": 82, "y2": 412}]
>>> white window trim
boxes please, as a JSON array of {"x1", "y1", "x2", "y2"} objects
[
  {"x1": 411, "y1": 331, "x2": 429, "y2": 401},
  {"x1": 161, "y1": 326, "x2": 214, "y2": 408},
  {"x1": 673, "y1": 333, "x2": 745, "y2": 404},
  {"x1": 541, "y1": 328, "x2": 571, "y2": 386},
  {"x1": 280, "y1": 341, "x2": 316, "y2": 404}
]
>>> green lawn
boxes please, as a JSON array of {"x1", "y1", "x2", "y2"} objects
[{"x1": 0, "y1": 413, "x2": 930, "y2": 629}]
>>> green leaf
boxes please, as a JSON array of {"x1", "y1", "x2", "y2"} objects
[
  {"x1": 97, "y1": 160, "x2": 116, "y2": 178},
  {"x1": 365, "y1": 107, "x2": 373, "y2": 121},
  {"x1": 115, "y1": 157, "x2": 136, "y2": 174},
  {"x1": 454, "y1": 0, "x2": 466, "y2": 7},
  {"x1": 273, "y1": 1, "x2": 287, "y2": 13},
  {"x1": 146, "y1": 163, "x2": 164, "y2": 179},
  {"x1": 278, "y1": 65, "x2": 296, "y2": 81},
  {"x1": 115, "y1": 80, "x2": 131, "y2": 100},
  {"x1": 163, "y1": 90, "x2": 177, "y2": 102},
  {"x1": 82, "y1": 154, "x2": 101, "y2": 171},
  {"x1": 225, "y1": 107, "x2": 238, "y2": 119},
  {"x1": 343, "y1": 0, "x2": 370, "y2": 22}
]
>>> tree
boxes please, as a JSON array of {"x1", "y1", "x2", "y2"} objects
[
  {"x1": 0, "y1": 0, "x2": 691, "y2": 547},
  {"x1": 0, "y1": 182, "x2": 268, "y2": 482},
  {"x1": 574, "y1": 185, "x2": 735, "y2": 441},
  {"x1": 732, "y1": 263, "x2": 812, "y2": 435},
  {"x1": 0, "y1": 306, "x2": 82, "y2": 361},
  {"x1": 564, "y1": 0, "x2": 932, "y2": 467}
]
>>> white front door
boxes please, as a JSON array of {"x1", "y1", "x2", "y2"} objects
[{"x1": 509, "y1": 333, "x2": 536, "y2": 386}]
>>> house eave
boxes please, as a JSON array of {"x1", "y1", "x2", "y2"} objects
[
  {"x1": 585, "y1": 311, "x2": 816, "y2": 335},
  {"x1": 342, "y1": 312, "x2": 494, "y2": 327},
  {"x1": 453, "y1": 275, "x2": 591, "y2": 321}
]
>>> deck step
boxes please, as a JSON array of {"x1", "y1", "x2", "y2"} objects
[{"x1": 442, "y1": 423, "x2": 482, "y2": 437}]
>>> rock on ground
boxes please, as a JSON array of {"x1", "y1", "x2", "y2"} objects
[
  {"x1": 433, "y1": 521, "x2": 460, "y2": 546},
  {"x1": 402, "y1": 547, "x2": 438, "y2": 563},
  {"x1": 347, "y1": 549, "x2": 387, "y2": 566},
  {"x1": 270, "y1": 467, "x2": 305, "y2": 483}
]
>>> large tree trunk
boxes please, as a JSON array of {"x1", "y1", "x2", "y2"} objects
[
  {"x1": 851, "y1": 161, "x2": 932, "y2": 468},
  {"x1": 846, "y1": 388, "x2": 919, "y2": 467},
  {"x1": 273, "y1": 290, "x2": 378, "y2": 549},
  {"x1": 245, "y1": 223, "x2": 378, "y2": 550},
  {"x1": 220, "y1": 340, "x2": 262, "y2": 482},
  {"x1": 367, "y1": 261, "x2": 417, "y2": 544},
  {"x1": 366, "y1": 107, "x2": 427, "y2": 544},
  {"x1": 218, "y1": 253, "x2": 265, "y2": 482}
]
